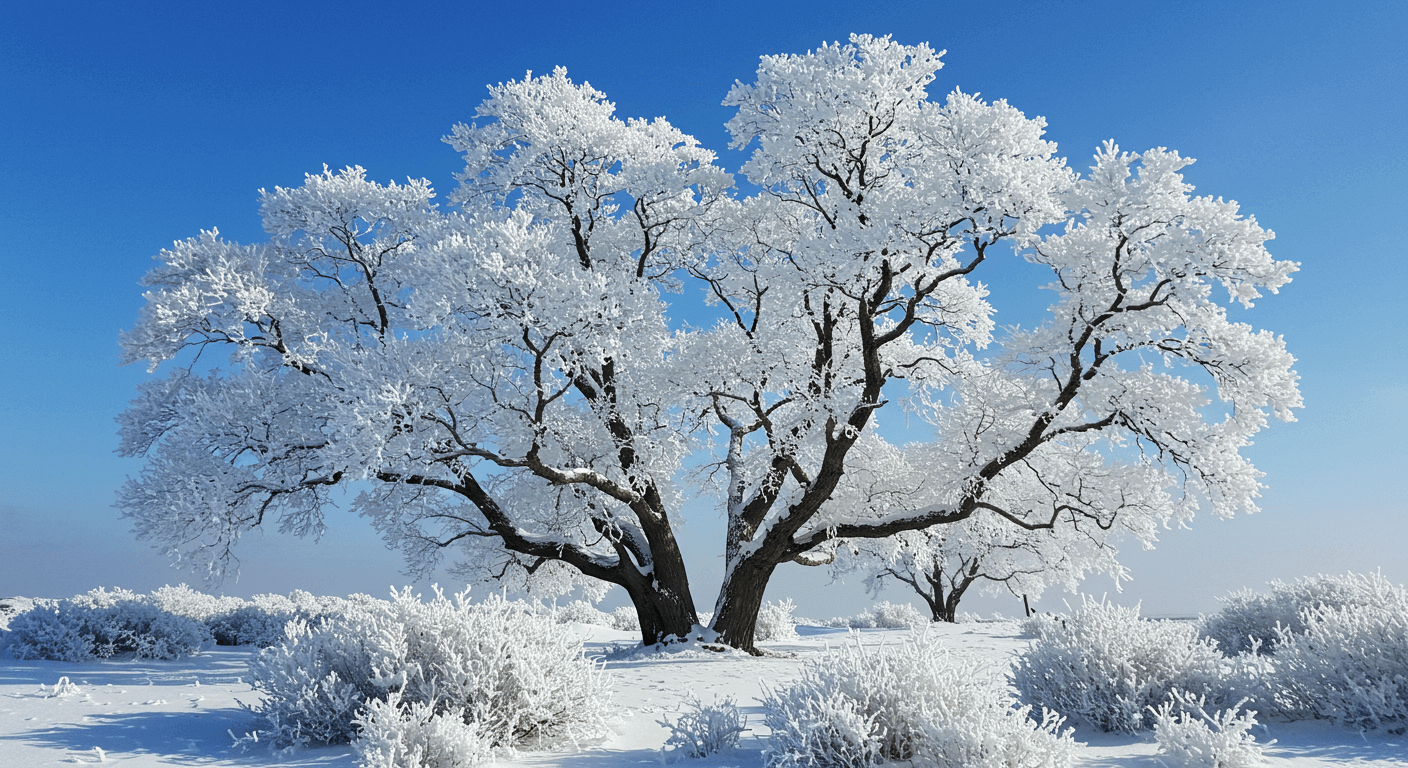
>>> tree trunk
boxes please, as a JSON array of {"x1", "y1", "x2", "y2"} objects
[
  {"x1": 916, "y1": 564, "x2": 973, "y2": 623},
  {"x1": 624, "y1": 583, "x2": 697, "y2": 646},
  {"x1": 620, "y1": 528, "x2": 699, "y2": 646},
  {"x1": 939, "y1": 572, "x2": 975, "y2": 624},
  {"x1": 709, "y1": 558, "x2": 779, "y2": 654},
  {"x1": 932, "y1": 597, "x2": 958, "y2": 623}
]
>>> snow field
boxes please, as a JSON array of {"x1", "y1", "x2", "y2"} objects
[
  {"x1": 4, "y1": 576, "x2": 1408, "y2": 767},
  {"x1": 1, "y1": 621, "x2": 1405, "y2": 767}
]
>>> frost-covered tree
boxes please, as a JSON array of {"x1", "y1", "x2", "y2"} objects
[
  {"x1": 119, "y1": 69, "x2": 729, "y2": 645},
  {"x1": 688, "y1": 36, "x2": 1297, "y2": 648},
  {"x1": 836, "y1": 497, "x2": 1130, "y2": 623},
  {"x1": 118, "y1": 35, "x2": 1299, "y2": 652}
]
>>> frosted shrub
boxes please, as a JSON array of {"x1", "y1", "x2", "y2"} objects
[
  {"x1": 207, "y1": 603, "x2": 299, "y2": 647},
  {"x1": 207, "y1": 590, "x2": 368, "y2": 647},
  {"x1": 610, "y1": 606, "x2": 641, "y2": 632},
  {"x1": 762, "y1": 631, "x2": 1075, "y2": 768},
  {"x1": 1018, "y1": 612, "x2": 1065, "y2": 640},
  {"x1": 754, "y1": 599, "x2": 799, "y2": 642},
  {"x1": 149, "y1": 584, "x2": 246, "y2": 622},
  {"x1": 1201, "y1": 571, "x2": 1407, "y2": 656},
  {"x1": 554, "y1": 600, "x2": 612, "y2": 626},
  {"x1": 1151, "y1": 693, "x2": 1271, "y2": 768},
  {"x1": 869, "y1": 600, "x2": 928, "y2": 629},
  {"x1": 824, "y1": 612, "x2": 876, "y2": 629},
  {"x1": 1, "y1": 588, "x2": 210, "y2": 661},
  {"x1": 1012, "y1": 598, "x2": 1224, "y2": 732},
  {"x1": 0, "y1": 597, "x2": 41, "y2": 631},
  {"x1": 826, "y1": 601, "x2": 928, "y2": 629},
  {"x1": 659, "y1": 694, "x2": 747, "y2": 761},
  {"x1": 353, "y1": 692, "x2": 495, "y2": 768},
  {"x1": 1, "y1": 609, "x2": 91, "y2": 662},
  {"x1": 1273, "y1": 599, "x2": 1408, "y2": 731},
  {"x1": 247, "y1": 588, "x2": 611, "y2": 749}
]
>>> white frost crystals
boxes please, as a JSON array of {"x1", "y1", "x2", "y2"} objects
[
  {"x1": 243, "y1": 587, "x2": 611, "y2": 755},
  {"x1": 116, "y1": 32, "x2": 1300, "y2": 652},
  {"x1": 1151, "y1": 693, "x2": 1273, "y2": 768},
  {"x1": 761, "y1": 630, "x2": 1076, "y2": 768}
]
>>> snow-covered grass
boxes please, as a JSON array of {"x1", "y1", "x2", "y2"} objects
[{"x1": 658, "y1": 693, "x2": 747, "y2": 761}]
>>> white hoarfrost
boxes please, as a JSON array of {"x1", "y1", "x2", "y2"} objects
[
  {"x1": 1151, "y1": 693, "x2": 1272, "y2": 768},
  {"x1": 1011, "y1": 598, "x2": 1226, "y2": 733},
  {"x1": 117, "y1": 33, "x2": 1299, "y2": 649},
  {"x1": 658, "y1": 693, "x2": 748, "y2": 761},
  {"x1": 753, "y1": 599, "x2": 800, "y2": 642},
  {"x1": 244, "y1": 588, "x2": 611, "y2": 750},
  {"x1": 761, "y1": 630, "x2": 1076, "y2": 768}
]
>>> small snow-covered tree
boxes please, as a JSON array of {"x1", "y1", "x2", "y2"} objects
[
  {"x1": 118, "y1": 34, "x2": 1299, "y2": 652},
  {"x1": 838, "y1": 499, "x2": 1130, "y2": 622}
]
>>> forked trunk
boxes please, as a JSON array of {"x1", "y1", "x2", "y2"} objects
[
  {"x1": 709, "y1": 558, "x2": 779, "y2": 654},
  {"x1": 917, "y1": 565, "x2": 972, "y2": 623},
  {"x1": 625, "y1": 584, "x2": 697, "y2": 646},
  {"x1": 620, "y1": 530, "x2": 699, "y2": 646}
]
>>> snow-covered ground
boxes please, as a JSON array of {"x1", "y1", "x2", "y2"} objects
[{"x1": 1, "y1": 620, "x2": 1402, "y2": 767}]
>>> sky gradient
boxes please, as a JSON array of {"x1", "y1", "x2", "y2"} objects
[{"x1": 2, "y1": 0, "x2": 1404, "y2": 620}]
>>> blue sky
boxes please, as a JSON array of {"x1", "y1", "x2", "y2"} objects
[{"x1": 1, "y1": 0, "x2": 1404, "y2": 619}]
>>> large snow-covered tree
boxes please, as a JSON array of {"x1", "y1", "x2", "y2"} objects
[{"x1": 118, "y1": 35, "x2": 1299, "y2": 652}]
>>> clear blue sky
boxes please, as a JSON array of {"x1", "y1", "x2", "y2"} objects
[{"x1": 2, "y1": 0, "x2": 1404, "y2": 619}]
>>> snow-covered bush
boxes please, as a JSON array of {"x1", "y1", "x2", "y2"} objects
[
  {"x1": 610, "y1": 606, "x2": 641, "y2": 633},
  {"x1": 0, "y1": 597, "x2": 41, "y2": 632},
  {"x1": 822, "y1": 613, "x2": 871, "y2": 629},
  {"x1": 1151, "y1": 693, "x2": 1271, "y2": 768},
  {"x1": 1012, "y1": 598, "x2": 1224, "y2": 733},
  {"x1": 353, "y1": 691, "x2": 495, "y2": 768},
  {"x1": 824, "y1": 601, "x2": 929, "y2": 630},
  {"x1": 754, "y1": 599, "x2": 799, "y2": 642},
  {"x1": 957, "y1": 612, "x2": 1009, "y2": 625},
  {"x1": 869, "y1": 601, "x2": 928, "y2": 629},
  {"x1": 1, "y1": 609, "x2": 91, "y2": 662},
  {"x1": 1272, "y1": 598, "x2": 1408, "y2": 732},
  {"x1": 1, "y1": 587, "x2": 210, "y2": 661},
  {"x1": 246, "y1": 588, "x2": 611, "y2": 749},
  {"x1": 1201, "y1": 571, "x2": 1407, "y2": 656},
  {"x1": 206, "y1": 603, "x2": 296, "y2": 647},
  {"x1": 149, "y1": 584, "x2": 246, "y2": 622},
  {"x1": 1018, "y1": 612, "x2": 1065, "y2": 640},
  {"x1": 659, "y1": 694, "x2": 747, "y2": 761},
  {"x1": 763, "y1": 631, "x2": 1075, "y2": 768},
  {"x1": 554, "y1": 600, "x2": 613, "y2": 627},
  {"x1": 206, "y1": 590, "x2": 368, "y2": 647}
]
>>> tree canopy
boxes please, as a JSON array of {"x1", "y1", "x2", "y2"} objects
[{"x1": 118, "y1": 35, "x2": 1299, "y2": 651}]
